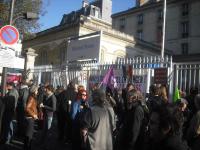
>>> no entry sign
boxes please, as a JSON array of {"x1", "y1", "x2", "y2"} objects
[{"x1": 0, "y1": 25, "x2": 19, "y2": 45}]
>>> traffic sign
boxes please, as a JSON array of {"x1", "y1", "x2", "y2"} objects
[{"x1": 0, "y1": 25, "x2": 19, "y2": 45}]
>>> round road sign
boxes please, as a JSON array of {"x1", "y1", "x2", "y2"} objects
[{"x1": 0, "y1": 25, "x2": 19, "y2": 45}]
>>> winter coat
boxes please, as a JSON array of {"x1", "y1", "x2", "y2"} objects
[
  {"x1": 147, "y1": 134, "x2": 190, "y2": 150},
  {"x1": 25, "y1": 95, "x2": 38, "y2": 118},
  {"x1": 43, "y1": 94, "x2": 57, "y2": 117},
  {"x1": 186, "y1": 110, "x2": 200, "y2": 150},
  {"x1": 81, "y1": 103, "x2": 116, "y2": 150},
  {"x1": 116, "y1": 102, "x2": 144, "y2": 150}
]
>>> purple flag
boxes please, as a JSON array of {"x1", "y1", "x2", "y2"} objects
[{"x1": 99, "y1": 66, "x2": 116, "y2": 89}]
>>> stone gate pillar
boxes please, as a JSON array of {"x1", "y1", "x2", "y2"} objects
[{"x1": 24, "y1": 48, "x2": 38, "y2": 80}]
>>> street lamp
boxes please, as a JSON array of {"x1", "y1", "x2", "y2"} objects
[
  {"x1": 9, "y1": 0, "x2": 39, "y2": 25},
  {"x1": 11, "y1": 12, "x2": 39, "y2": 25}
]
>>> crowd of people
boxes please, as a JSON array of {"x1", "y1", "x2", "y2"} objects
[{"x1": 0, "y1": 80, "x2": 199, "y2": 150}]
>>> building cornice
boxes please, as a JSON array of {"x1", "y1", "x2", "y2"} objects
[
  {"x1": 82, "y1": 21, "x2": 135, "y2": 43},
  {"x1": 112, "y1": 0, "x2": 195, "y2": 18}
]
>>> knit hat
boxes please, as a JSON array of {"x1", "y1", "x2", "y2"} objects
[{"x1": 29, "y1": 85, "x2": 38, "y2": 94}]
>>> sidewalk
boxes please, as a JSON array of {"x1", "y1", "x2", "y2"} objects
[{"x1": 0, "y1": 119, "x2": 72, "y2": 150}]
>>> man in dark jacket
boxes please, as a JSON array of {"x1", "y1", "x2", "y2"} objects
[
  {"x1": 16, "y1": 81, "x2": 29, "y2": 137},
  {"x1": 56, "y1": 82, "x2": 76, "y2": 142},
  {"x1": 81, "y1": 89, "x2": 116, "y2": 150},
  {"x1": 0, "y1": 82, "x2": 19, "y2": 144},
  {"x1": 39, "y1": 85, "x2": 56, "y2": 149}
]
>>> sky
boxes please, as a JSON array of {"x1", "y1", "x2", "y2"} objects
[{"x1": 39, "y1": 0, "x2": 135, "y2": 31}]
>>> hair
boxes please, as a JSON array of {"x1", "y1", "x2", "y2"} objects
[
  {"x1": 92, "y1": 89, "x2": 106, "y2": 106},
  {"x1": 190, "y1": 87, "x2": 198, "y2": 95},
  {"x1": 152, "y1": 104, "x2": 182, "y2": 136},
  {"x1": 45, "y1": 85, "x2": 54, "y2": 92},
  {"x1": 29, "y1": 85, "x2": 38, "y2": 97},
  {"x1": 160, "y1": 85, "x2": 168, "y2": 103},
  {"x1": 77, "y1": 89, "x2": 87, "y2": 100},
  {"x1": 77, "y1": 85, "x2": 85, "y2": 92},
  {"x1": 149, "y1": 84, "x2": 160, "y2": 96}
]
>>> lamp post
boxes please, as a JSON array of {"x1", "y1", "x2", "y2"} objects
[
  {"x1": 9, "y1": 0, "x2": 38, "y2": 25},
  {"x1": 9, "y1": 0, "x2": 15, "y2": 25},
  {"x1": 161, "y1": 0, "x2": 167, "y2": 61}
]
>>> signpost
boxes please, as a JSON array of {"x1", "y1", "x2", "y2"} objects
[
  {"x1": 154, "y1": 68, "x2": 168, "y2": 85},
  {"x1": 0, "y1": 25, "x2": 19, "y2": 45},
  {"x1": 0, "y1": 25, "x2": 19, "y2": 96}
]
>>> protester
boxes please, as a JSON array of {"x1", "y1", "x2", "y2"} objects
[
  {"x1": 185, "y1": 87, "x2": 199, "y2": 115},
  {"x1": 56, "y1": 82, "x2": 76, "y2": 143},
  {"x1": 24, "y1": 85, "x2": 38, "y2": 150},
  {"x1": 116, "y1": 89, "x2": 144, "y2": 150},
  {"x1": 39, "y1": 85, "x2": 57, "y2": 149},
  {"x1": 147, "y1": 104, "x2": 190, "y2": 150},
  {"x1": 0, "y1": 82, "x2": 19, "y2": 144},
  {"x1": 122, "y1": 83, "x2": 135, "y2": 112},
  {"x1": 146, "y1": 85, "x2": 164, "y2": 113},
  {"x1": 16, "y1": 81, "x2": 29, "y2": 137},
  {"x1": 186, "y1": 94, "x2": 200, "y2": 150},
  {"x1": 70, "y1": 89, "x2": 89, "y2": 150},
  {"x1": 81, "y1": 89, "x2": 116, "y2": 150}
]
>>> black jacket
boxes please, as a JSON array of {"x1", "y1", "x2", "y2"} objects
[
  {"x1": 147, "y1": 134, "x2": 190, "y2": 150},
  {"x1": 116, "y1": 102, "x2": 144, "y2": 150},
  {"x1": 43, "y1": 94, "x2": 56, "y2": 117}
]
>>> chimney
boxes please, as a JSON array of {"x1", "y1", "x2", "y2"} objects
[{"x1": 82, "y1": 0, "x2": 89, "y2": 8}]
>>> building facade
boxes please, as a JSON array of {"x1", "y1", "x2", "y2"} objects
[
  {"x1": 112, "y1": 0, "x2": 200, "y2": 57},
  {"x1": 23, "y1": 0, "x2": 168, "y2": 67}
]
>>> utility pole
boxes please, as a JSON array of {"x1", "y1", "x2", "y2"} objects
[
  {"x1": 161, "y1": 0, "x2": 167, "y2": 61},
  {"x1": 9, "y1": 0, "x2": 15, "y2": 25}
]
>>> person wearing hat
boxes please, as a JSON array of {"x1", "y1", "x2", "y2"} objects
[{"x1": 24, "y1": 85, "x2": 38, "y2": 150}]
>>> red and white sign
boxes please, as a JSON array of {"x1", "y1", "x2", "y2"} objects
[{"x1": 0, "y1": 25, "x2": 19, "y2": 45}]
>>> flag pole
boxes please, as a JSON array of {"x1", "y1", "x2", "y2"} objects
[{"x1": 161, "y1": 0, "x2": 167, "y2": 61}]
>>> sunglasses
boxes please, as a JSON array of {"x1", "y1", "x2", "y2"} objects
[{"x1": 82, "y1": 94, "x2": 87, "y2": 96}]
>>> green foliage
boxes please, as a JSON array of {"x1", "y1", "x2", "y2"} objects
[{"x1": 0, "y1": 0, "x2": 49, "y2": 39}]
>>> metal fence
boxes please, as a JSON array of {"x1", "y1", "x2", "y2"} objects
[
  {"x1": 31, "y1": 56, "x2": 172, "y2": 94},
  {"x1": 174, "y1": 63, "x2": 200, "y2": 94},
  {"x1": 31, "y1": 55, "x2": 200, "y2": 99}
]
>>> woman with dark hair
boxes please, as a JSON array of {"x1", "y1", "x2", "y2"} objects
[
  {"x1": 116, "y1": 89, "x2": 145, "y2": 150},
  {"x1": 147, "y1": 104, "x2": 190, "y2": 150},
  {"x1": 24, "y1": 85, "x2": 38, "y2": 150}
]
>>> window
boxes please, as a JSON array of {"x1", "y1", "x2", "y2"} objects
[
  {"x1": 40, "y1": 50, "x2": 47, "y2": 65},
  {"x1": 138, "y1": 14, "x2": 143, "y2": 25},
  {"x1": 158, "y1": 9, "x2": 163, "y2": 21},
  {"x1": 137, "y1": 30, "x2": 143, "y2": 40},
  {"x1": 181, "y1": 43, "x2": 188, "y2": 54},
  {"x1": 119, "y1": 18, "x2": 126, "y2": 31},
  {"x1": 182, "y1": 3, "x2": 189, "y2": 16},
  {"x1": 181, "y1": 21, "x2": 189, "y2": 38},
  {"x1": 157, "y1": 26, "x2": 163, "y2": 44}
]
